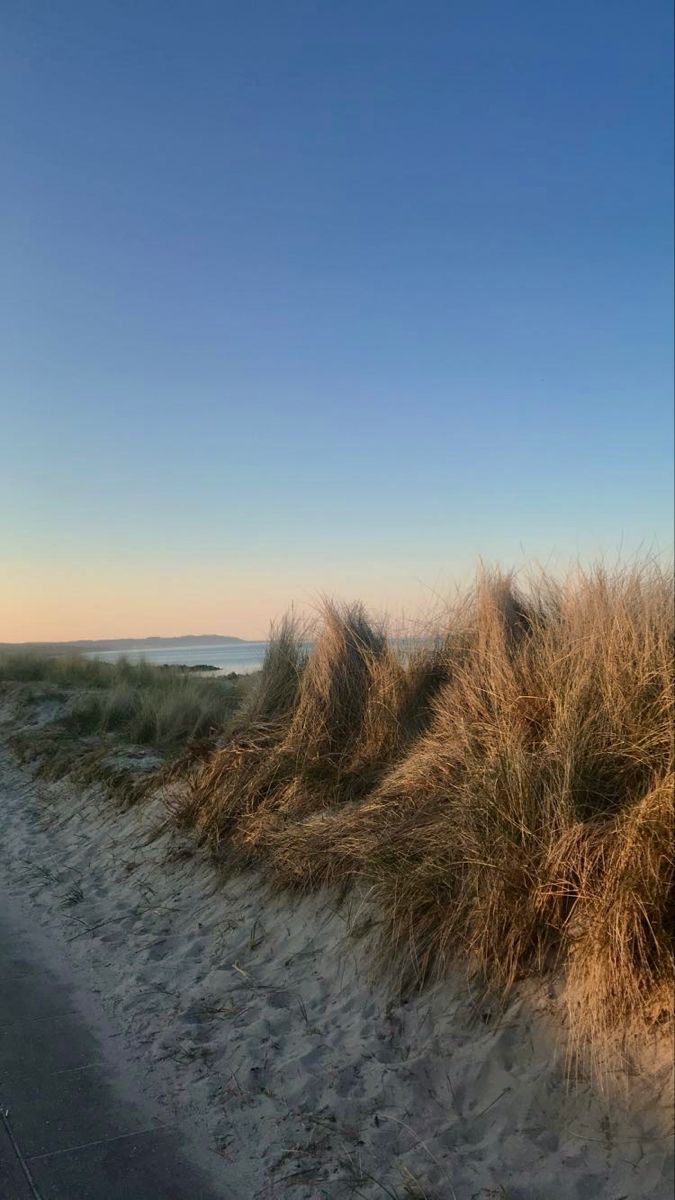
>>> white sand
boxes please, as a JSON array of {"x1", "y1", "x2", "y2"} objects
[{"x1": 0, "y1": 687, "x2": 672, "y2": 1199}]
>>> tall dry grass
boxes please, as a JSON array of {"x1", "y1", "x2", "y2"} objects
[{"x1": 138, "y1": 566, "x2": 675, "y2": 1055}]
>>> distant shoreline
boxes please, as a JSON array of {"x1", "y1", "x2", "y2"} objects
[{"x1": 0, "y1": 634, "x2": 263, "y2": 652}]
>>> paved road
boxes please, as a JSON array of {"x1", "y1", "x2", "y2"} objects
[{"x1": 0, "y1": 902, "x2": 228, "y2": 1199}]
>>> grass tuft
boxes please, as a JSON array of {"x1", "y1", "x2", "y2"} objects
[
  {"x1": 184, "y1": 562, "x2": 674, "y2": 1060},
  {"x1": 0, "y1": 653, "x2": 246, "y2": 753}
]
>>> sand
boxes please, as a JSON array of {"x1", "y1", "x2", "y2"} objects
[{"x1": 0, "y1": 686, "x2": 672, "y2": 1199}]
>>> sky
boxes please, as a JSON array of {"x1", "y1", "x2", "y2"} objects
[{"x1": 1, "y1": 1, "x2": 673, "y2": 641}]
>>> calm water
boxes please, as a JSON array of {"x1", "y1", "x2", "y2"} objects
[
  {"x1": 85, "y1": 642, "x2": 269, "y2": 674},
  {"x1": 85, "y1": 636, "x2": 430, "y2": 674}
]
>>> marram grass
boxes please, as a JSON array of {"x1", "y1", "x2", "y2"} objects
[{"x1": 184, "y1": 563, "x2": 674, "y2": 1061}]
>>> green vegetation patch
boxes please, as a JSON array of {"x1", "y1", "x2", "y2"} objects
[{"x1": 0, "y1": 653, "x2": 247, "y2": 752}]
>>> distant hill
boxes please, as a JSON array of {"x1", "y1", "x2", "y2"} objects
[{"x1": 0, "y1": 635, "x2": 248, "y2": 652}]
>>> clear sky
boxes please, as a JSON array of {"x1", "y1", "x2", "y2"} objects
[{"x1": 1, "y1": 1, "x2": 673, "y2": 641}]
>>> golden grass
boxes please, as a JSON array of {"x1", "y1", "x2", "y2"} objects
[{"x1": 184, "y1": 562, "x2": 674, "y2": 1058}]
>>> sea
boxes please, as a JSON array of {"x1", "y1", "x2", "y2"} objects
[
  {"x1": 84, "y1": 636, "x2": 429, "y2": 675},
  {"x1": 84, "y1": 642, "x2": 269, "y2": 674}
]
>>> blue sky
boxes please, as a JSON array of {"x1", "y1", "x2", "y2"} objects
[{"x1": 1, "y1": 1, "x2": 672, "y2": 639}]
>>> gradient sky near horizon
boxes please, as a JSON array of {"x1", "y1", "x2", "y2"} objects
[{"x1": 1, "y1": 1, "x2": 673, "y2": 641}]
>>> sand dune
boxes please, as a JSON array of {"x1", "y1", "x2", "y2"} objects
[{"x1": 0, "y1": 691, "x2": 672, "y2": 1199}]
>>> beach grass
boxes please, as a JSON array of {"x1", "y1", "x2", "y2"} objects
[
  {"x1": 0, "y1": 653, "x2": 245, "y2": 751},
  {"x1": 183, "y1": 561, "x2": 674, "y2": 1059}
]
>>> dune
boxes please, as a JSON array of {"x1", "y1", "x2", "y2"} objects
[{"x1": 0, "y1": 684, "x2": 672, "y2": 1199}]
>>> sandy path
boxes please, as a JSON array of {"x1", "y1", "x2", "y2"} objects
[
  {"x1": 0, "y1": 696, "x2": 672, "y2": 1199},
  {"x1": 0, "y1": 894, "x2": 230, "y2": 1199}
]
